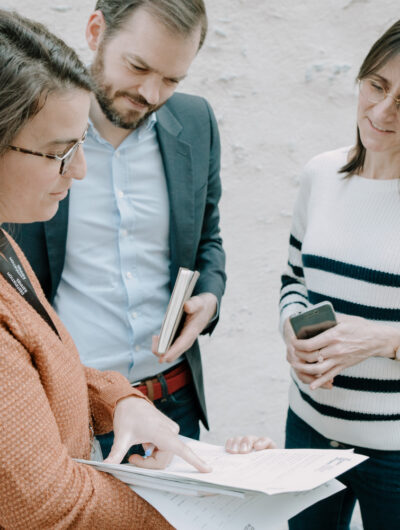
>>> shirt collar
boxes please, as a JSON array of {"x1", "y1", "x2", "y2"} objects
[
  {"x1": 88, "y1": 112, "x2": 157, "y2": 146},
  {"x1": 138, "y1": 112, "x2": 157, "y2": 140}
]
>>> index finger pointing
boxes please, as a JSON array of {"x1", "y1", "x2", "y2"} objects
[
  {"x1": 179, "y1": 443, "x2": 212, "y2": 473},
  {"x1": 165, "y1": 437, "x2": 212, "y2": 473}
]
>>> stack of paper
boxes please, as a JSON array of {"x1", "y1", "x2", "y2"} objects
[
  {"x1": 78, "y1": 438, "x2": 367, "y2": 529},
  {"x1": 133, "y1": 481, "x2": 344, "y2": 529}
]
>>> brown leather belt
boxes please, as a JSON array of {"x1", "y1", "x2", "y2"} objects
[{"x1": 133, "y1": 361, "x2": 192, "y2": 401}]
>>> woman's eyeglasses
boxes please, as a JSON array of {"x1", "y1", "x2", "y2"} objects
[
  {"x1": 4, "y1": 127, "x2": 88, "y2": 175},
  {"x1": 360, "y1": 78, "x2": 400, "y2": 111}
]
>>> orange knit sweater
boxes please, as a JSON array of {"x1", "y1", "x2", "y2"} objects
[{"x1": 0, "y1": 232, "x2": 172, "y2": 529}]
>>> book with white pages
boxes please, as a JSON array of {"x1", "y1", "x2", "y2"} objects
[{"x1": 157, "y1": 267, "x2": 200, "y2": 354}]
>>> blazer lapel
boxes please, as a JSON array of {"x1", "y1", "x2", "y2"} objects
[
  {"x1": 44, "y1": 194, "x2": 70, "y2": 302},
  {"x1": 156, "y1": 104, "x2": 195, "y2": 282}
]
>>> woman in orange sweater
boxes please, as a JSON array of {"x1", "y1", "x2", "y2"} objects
[{"x1": 0, "y1": 10, "x2": 209, "y2": 529}]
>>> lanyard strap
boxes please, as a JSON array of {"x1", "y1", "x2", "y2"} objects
[{"x1": 0, "y1": 230, "x2": 60, "y2": 339}]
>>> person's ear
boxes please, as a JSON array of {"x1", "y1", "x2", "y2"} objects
[{"x1": 86, "y1": 10, "x2": 106, "y2": 52}]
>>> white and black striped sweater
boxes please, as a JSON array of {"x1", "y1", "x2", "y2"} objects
[{"x1": 280, "y1": 146, "x2": 400, "y2": 450}]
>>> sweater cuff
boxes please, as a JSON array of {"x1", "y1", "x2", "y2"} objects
[
  {"x1": 100, "y1": 379, "x2": 152, "y2": 421},
  {"x1": 279, "y1": 302, "x2": 310, "y2": 336}
]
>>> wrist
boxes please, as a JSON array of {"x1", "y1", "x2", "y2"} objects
[
  {"x1": 114, "y1": 393, "x2": 151, "y2": 417},
  {"x1": 200, "y1": 292, "x2": 218, "y2": 321},
  {"x1": 283, "y1": 317, "x2": 295, "y2": 344}
]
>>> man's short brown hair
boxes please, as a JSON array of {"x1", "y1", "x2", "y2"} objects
[{"x1": 95, "y1": 0, "x2": 207, "y2": 49}]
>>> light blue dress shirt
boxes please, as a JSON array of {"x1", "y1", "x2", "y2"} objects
[{"x1": 55, "y1": 114, "x2": 180, "y2": 382}]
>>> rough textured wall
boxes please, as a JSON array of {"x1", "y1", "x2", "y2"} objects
[{"x1": 2, "y1": 0, "x2": 399, "y2": 447}]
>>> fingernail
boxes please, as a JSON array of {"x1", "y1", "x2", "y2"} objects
[{"x1": 143, "y1": 445, "x2": 155, "y2": 459}]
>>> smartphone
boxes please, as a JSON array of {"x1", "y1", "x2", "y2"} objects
[{"x1": 289, "y1": 301, "x2": 337, "y2": 340}]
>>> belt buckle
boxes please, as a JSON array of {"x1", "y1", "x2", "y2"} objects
[
  {"x1": 132, "y1": 375, "x2": 159, "y2": 402},
  {"x1": 145, "y1": 379, "x2": 156, "y2": 402},
  {"x1": 132, "y1": 370, "x2": 171, "y2": 402}
]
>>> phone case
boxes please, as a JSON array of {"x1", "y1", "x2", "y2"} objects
[{"x1": 290, "y1": 301, "x2": 337, "y2": 339}]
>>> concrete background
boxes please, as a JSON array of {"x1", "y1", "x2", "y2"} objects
[{"x1": 3, "y1": 1, "x2": 400, "y2": 527}]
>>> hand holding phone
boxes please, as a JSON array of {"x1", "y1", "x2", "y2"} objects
[{"x1": 288, "y1": 302, "x2": 337, "y2": 389}]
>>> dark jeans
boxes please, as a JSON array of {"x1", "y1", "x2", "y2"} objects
[
  {"x1": 285, "y1": 408, "x2": 400, "y2": 530},
  {"x1": 97, "y1": 382, "x2": 201, "y2": 461}
]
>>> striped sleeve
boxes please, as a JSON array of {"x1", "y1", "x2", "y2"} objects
[{"x1": 279, "y1": 163, "x2": 314, "y2": 333}]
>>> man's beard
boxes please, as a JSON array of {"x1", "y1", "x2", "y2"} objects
[{"x1": 91, "y1": 50, "x2": 160, "y2": 130}]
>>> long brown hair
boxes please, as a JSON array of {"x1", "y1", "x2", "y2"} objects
[
  {"x1": 0, "y1": 10, "x2": 93, "y2": 156},
  {"x1": 340, "y1": 19, "x2": 400, "y2": 176}
]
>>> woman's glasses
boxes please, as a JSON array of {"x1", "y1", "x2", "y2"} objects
[
  {"x1": 360, "y1": 78, "x2": 400, "y2": 111},
  {"x1": 4, "y1": 127, "x2": 88, "y2": 175}
]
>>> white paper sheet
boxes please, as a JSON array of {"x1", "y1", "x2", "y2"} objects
[
  {"x1": 133, "y1": 479, "x2": 345, "y2": 530},
  {"x1": 77, "y1": 438, "x2": 367, "y2": 496},
  {"x1": 155, "y1": 439, "x2": 367, "y2": 494}
]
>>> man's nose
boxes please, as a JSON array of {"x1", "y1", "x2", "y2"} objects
[{"x1": 138, "y1": 76, "x2": 161, "y2": 106}]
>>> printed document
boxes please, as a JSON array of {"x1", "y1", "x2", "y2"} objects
[
  {"x1": 133, "y1": 479, "x2": 344, "y2": 529},
  {"x1": 78, "y1": 438, "x2": 367, "y2": 528},
  {"x1": 79, "y1": 438, "x2": 367, "y2": 496}
]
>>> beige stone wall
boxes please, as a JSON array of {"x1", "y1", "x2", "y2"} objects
[{"x1": 3, "y1": 0, "x2": 399, "y2": 447}]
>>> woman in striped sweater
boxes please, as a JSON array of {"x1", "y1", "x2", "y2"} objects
[
  {"x1": 280, "y1": 20, "x2": 400, "y2": 530},
  {"x1": 230, "y1": 18, "x2": 400, "y2": 530}
]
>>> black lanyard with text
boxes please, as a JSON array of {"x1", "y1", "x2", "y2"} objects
[{"x1": 0, "y1": 230, "x2": 61, "y2": 339}]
